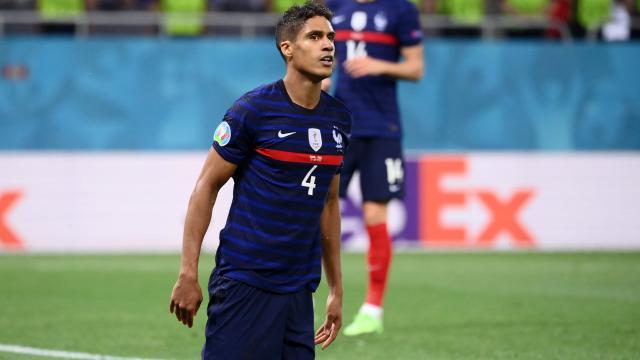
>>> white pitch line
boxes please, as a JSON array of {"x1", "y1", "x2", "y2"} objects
[{"x1": 0, "y1": 344, "x2": 166, "y2": 360}]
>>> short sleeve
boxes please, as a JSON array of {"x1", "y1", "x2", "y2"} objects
[
  {"x1": 212, "y1": 99, "x2": 258, "y2": 165},
  {"x1": 397, "y1": 2, "x2": 423, "y2": 47}
]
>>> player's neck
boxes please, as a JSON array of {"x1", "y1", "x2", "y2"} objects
[{"x1": 282, "y1": 74, "x2": 322, "y2": 110}]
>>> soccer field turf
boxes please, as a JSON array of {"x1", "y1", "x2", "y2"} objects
[{"x1": 0, "y1": 252, "x2": 638, "y2": 360}]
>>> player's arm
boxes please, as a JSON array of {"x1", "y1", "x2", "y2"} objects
[
  {"x1": 170, "y1": 147, "x2": 237, "y2": 328},
  {"x1": 344, "y1": 43, "x2": 424, "y2": 81},
  {"x1": 315, "y1": 174, "x2": 343, "y2": 349}
]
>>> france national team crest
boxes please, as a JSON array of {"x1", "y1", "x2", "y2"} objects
[
  {"x1": 351, "y1": 11, "x2": 367, "y2": 32},
  {"x1": 374, "y1": 11, "x2": 388, "y2": 32},
  {"x1": 332, "y1": 127, "x2": 343, "y2": 151},
  {"x1": 308, "y1": 128, "x2": 322, "y2": 152},
  {"x1": 213, "y1": 121, "x2": 231, "y2": 146}
]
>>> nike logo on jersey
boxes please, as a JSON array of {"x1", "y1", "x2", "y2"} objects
[
  {"x1": 278, "y1": 130, "x2": 296, "y2": 138},
  {"x1": 333, "y1": 15, "x2": 346, "y2": 24}
]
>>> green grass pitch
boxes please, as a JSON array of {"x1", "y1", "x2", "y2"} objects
[{"x1": 0, "y1": 252, "x2": 639, "y2": 359}]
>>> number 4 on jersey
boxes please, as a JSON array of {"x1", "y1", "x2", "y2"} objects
[{"x1": 302, "y1": 165, "x2": 318, "y2": 196}]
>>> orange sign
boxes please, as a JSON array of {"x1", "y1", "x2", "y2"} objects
[
  {"x1": 0, "y1": 190, "x2": 24, "y2": 250},
  {"x1": 419, "y1": 156, "x2": 535, "y2": 248}
]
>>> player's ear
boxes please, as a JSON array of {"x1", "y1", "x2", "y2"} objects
[{"x1": 280, "y1": 40, "x2": 293, "y2": 61}]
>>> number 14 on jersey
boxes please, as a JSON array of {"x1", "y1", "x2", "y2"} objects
[{"x1": 346, "y1": 40, "x2": 367, "y2": 60}]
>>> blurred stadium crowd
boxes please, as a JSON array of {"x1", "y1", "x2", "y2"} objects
[{"x1": 0, "y1": 0, "x2": 638, "y2": 40}]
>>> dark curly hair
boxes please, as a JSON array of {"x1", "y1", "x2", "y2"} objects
[{"x1": 275, "y1": 1, "x2": 333, "y2": 62}]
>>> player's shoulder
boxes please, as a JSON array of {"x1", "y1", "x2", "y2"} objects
[
  {"x1": 321, "y1": 90, "x2": 350, "y2": 114},
  {"x1": 238, "y1": 81, "x2": 279, "y2": 106},
  {"x1": 229, "y1": 80, "x2": 281, "y2": 116},
  {"x1": 321, "y1": 91, "x2": 352, "y2": 126}
]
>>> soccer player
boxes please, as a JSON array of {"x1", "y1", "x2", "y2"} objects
[
  {"x1": 168, "y1": 2, "x2": 352, "y2": 359},
  {"x1": 324, "y1": 0, "x2": 424, "y2": 336}
]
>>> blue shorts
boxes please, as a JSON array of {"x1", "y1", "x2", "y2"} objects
[
  {"x1": 202, "y1": 271, "x2": 314, "y2": 360},
  {"x1": 339, "y1": 137, "x2": 405, "y2": 202}
]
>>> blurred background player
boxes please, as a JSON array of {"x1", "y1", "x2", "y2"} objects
[{"x1": 324, "y1": 0, "x2": 424, "y2": 336}]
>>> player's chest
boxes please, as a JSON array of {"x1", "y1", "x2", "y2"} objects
[{"x1": 253, "y1": 118, "x2": 347, "y2": 157}]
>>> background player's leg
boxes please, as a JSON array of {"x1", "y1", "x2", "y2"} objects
[
  {"x1": 344, "y1": 138, "x2": 403, "y2": 336},
  {"x1": 363, "y1": 201, "x2": 392, "y2": 309},
  {"x1": 342, "y1": 202, "x2": 390, "y2": 336}
]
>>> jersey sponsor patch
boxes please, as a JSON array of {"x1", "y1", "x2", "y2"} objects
[{"x1": 214, "y1": 121, "x2": 231, "y2": 146}]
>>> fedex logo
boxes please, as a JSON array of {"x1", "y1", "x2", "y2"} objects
[
  {"x1": 0, "y1": 190, "x2": 24, "y2": 250},
  {"x1": 419, "y1": 156, "x2": 535, "y2": 248}
]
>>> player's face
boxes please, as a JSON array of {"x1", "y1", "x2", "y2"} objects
[{"x1": 290, "y1": 16, "x2": 335, "y2": 80}]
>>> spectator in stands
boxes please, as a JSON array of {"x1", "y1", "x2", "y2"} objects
[
  {"x1": 87, "y1": 0, "x2": 132, "y2": 33},
  {"x1": 546, "y1": 0, "x2": 571, "y2": 39},
  {"x1": 424, "y1": 0, "x2": 485, "y2": 37},
  {"x1": 0, "y1": 0, "x2": 36, "y2": 34},
  {"x1": 501, "y1": 0, "x2": 549, "y2": 37},
  {"x1": 160, "y1": 0, "x2": 207, "y2": 37},
  {"x1": 633, "y1": 0, "x2": 640, "y2": 38},
  {"x1": 0, "y1": 0, "x2": 34, "y2": 11},
  {"x1": 86, "y1": 0, "x2": 132, "y2": 10},
  {"x1": 575, "y1": 0, "x2": 610, "y2": 38},
  {"x1": 209, "y1": 0, "x2": 268, "y2": 12},
  {"x1": 37, "y1": 0, "x2": 86, "y2": 34},
  {"x1": 135, "y1": 0, "x2": 156, "y2": 10},
  {"x1": 207, "y1": 0, "x2": 273, "y2": 35},
  {"x1": 602, "y1": 0, "x2": 631, "y2": 41},
  {"x1": 85, "y1": 0, "x2": 157, "y2": 34}
]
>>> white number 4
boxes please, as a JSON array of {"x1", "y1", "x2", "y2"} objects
[{"x1": 302, "y1": 165, "x2": 318, "y2": 196}]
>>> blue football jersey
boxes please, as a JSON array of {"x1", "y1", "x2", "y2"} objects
[
  {"x1": 211, "y1": 80, "x2": 352, "y2": 294},
  {"x1": 328, "y1": 0, "x2": 422, "y2": 139}
]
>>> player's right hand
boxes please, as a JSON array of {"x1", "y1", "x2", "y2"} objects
[
  {"x1": 169, "y1": 275, "x2": 203, "y2": 328},
  {"x1": 314, "y1": 291, "x2": 342, "y2": 350},
  {"x1": 344, "y1": 56, "x2": 385, "y2": 78}
]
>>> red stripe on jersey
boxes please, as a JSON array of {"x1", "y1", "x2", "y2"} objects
[
  {"x1": 256, "y1": 148, "x2": 343, "y2": 166},
  {"x1": 335, "y1": 30, "x2": 399, "y2": 45}
]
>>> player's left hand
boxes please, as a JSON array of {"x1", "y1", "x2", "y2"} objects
[
  {"x1": 344, "y1": 56, "x2": 386, "y2": 78},
  {"x1": 169, "y1": 275, "x2": 203, "y2": 328},
  {"x1": 314, "y1": 291, "x2": 342, "y2": 350}
]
